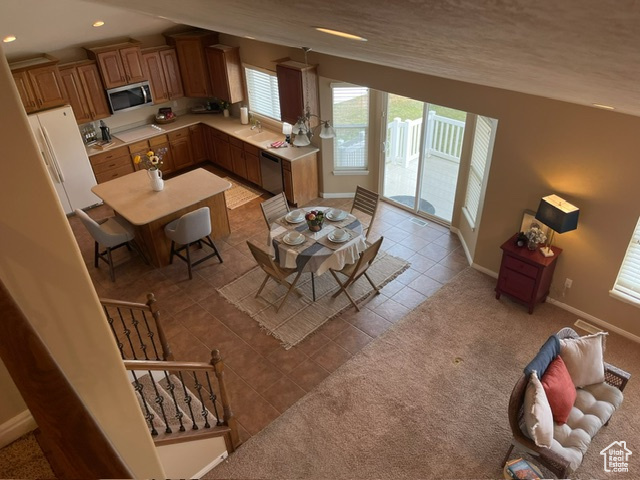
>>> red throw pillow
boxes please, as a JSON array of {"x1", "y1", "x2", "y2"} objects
[{"x1": 541, "y1": 356, "x2": 576, "y2": 425}]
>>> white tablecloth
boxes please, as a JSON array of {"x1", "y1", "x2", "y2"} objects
[{"x1": 268, "y1": 207, "x2": 367, "y2": 276}]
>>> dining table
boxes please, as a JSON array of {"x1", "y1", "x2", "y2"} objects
[
  {"x1": 268, "y1": 207, "x2": 368, "y2": 300},
  {"x1": 91, "y1": 168, "x2": 232, "y2": 267}
]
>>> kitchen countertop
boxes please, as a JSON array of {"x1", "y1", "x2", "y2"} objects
[{"x1": 87, "y1": 114, "x2": 319, "y2": 162}]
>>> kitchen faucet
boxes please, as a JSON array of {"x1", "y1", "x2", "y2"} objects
[{"x1": 251, "y1": 118, "x2": 262, "y2": 132}]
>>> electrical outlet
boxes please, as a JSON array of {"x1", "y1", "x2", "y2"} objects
[{"x1": 564, "y1": 278, "x2": 573, "y2": 289}]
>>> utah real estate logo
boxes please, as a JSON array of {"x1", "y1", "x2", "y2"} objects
[{"x1": 600, "y1": 441, "x2": 632, "y2": 473}]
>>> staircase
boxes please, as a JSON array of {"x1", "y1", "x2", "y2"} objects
[{"x1": 102, "y1": 294, "x2": 240, "y2": 478}]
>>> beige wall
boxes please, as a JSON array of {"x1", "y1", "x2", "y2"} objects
[
  {"x1": 0, "y1": 360, "x2": 26, "y2": 426},
  {"x1": 0, "y1": 45, "x2": 164, "y2": 476},
  {"x1": 224, "y1": 34, "x2": 640, "y2": 336}
]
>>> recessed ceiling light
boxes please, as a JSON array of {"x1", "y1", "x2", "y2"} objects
[
  {"x1": 93, "y1": 20, "x2": 105, "y2": 27},
  {"x1": 593, "y1": 103, "x2": 615, "y2": 110},
  {"x1": 314, "y1": 27, "x2": 367, "y2": 42},
  {"x1": 3, "y1": 35, "x2": 16, "y2": 43}
]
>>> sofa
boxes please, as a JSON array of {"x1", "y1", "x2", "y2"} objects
[{"x1": 504, "y1": 327, "x2": 631, "y2": 478}]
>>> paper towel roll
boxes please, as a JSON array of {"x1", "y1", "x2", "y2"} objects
[{"x1": 240, "y1": 107, "x2": 249, "y2": 125}]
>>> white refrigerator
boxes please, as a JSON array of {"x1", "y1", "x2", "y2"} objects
[{"x1": 28, "y1": 105, "x2": 100, "y2": 214}]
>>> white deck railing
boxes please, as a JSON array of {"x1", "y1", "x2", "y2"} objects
[{"x1": 386, "y1": 112, "x2": 465, "y2": 167}]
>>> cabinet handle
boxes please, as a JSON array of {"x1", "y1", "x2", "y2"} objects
[
  {"x1": 37, "y1": 98, "x2": 43, "y2": 106},
  {"x1": 109, "y1": 163, "x2": 117, "y2": 167}
]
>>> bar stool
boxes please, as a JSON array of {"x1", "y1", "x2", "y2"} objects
[{"x1": 164, "y1": 207, "x2": 223, "y2": 279}]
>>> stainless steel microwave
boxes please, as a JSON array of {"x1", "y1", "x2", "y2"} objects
[{"x1": 106, "y1": 81, "x2": 153, "y2": 113}]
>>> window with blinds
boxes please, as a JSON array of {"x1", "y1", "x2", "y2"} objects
[
  {"x1": 244, "y1": 66, "x2": 281, "y2": 121},
  {"x1": 463, "y1": 116, "x2": 493, "y2": 227},
  {"x1": 611, "y1": 216, "x2": 640, "y2": 306},
  {"x1": 332, "y1": 84, "x2": 369, "y2": 171}
]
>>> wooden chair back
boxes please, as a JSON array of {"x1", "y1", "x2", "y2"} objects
[
  {"x1": 247, "y1": 241, "x2": 286, "y2": 279},
  {"x1": 345, "y1": 236, "x2": 383, "y2": 284},
  {"x1": 350, "y1": 186, "x2": 379, "y2": 236},
  {"x1": 260, "y1": 193, "x2": 290, "y2": 228}
]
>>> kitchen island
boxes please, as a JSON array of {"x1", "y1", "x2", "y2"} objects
[{"x1": 91, "y1": 168, "x2": 231, "y2": 267}]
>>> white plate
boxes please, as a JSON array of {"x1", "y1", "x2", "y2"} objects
[
  {"x1": 285, "y1": 213, "x2": 305, "y2": 224},
  {"x1": 327, "y1": 210, "x2": 347, "y2": 221},
  {"x1": 328, "y1": 232, "x2": 350, "y2": 243},
  {"x1": 283, "y1": 234, "x2": 305, "y2": 246}
]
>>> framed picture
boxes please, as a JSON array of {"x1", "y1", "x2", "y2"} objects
[{"x1": 520, "y1": 209, "x2": 550, "y2": 237}]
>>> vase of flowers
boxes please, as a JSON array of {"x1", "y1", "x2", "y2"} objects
[
  {"x1": 134, "y1": 148, "x2": 167, "y2": 192},
  {"x1": 525, "y1": 225, "x2": 547, "y2": 251},
  {"x1": 305, "y1": 210, "x2": 325, "y2": 232}
]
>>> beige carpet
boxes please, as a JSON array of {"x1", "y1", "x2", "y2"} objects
[
  {"x1": 218, "y1": 251, "x2": 409, "y2": 349},
  {"x1": 224, "y1": 177, "x2": 263, "y2": 209},
  {"x1": 207, "y1": 268, "x2": 640, "y2": 479},
  {"x1": 0, "y1": 432, "x2": 54, "y2": 479}
]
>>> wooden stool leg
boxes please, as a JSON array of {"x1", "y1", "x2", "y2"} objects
[
  {"x1": 94, "y1": 242, "x2": 99, "y2": 268},
  {"x1": 106, "y1": 247, "x2": 115, "y2": 282},
  {"x1": 186, "y1": 244, "x2": 193, "y2": 280}
]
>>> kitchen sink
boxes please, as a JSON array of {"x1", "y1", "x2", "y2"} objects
[{"x1": 244, "y1": 131, "x2": 278, "y2": 143}]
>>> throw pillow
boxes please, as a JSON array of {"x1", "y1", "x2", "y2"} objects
[
  {"x1": 560, "y1": 332, "x2": 607, "y2": 387},
  {"x1": 524, "y1": 334, "x2": 561, "y2": 378},
  {"x1": 524, "y1": 372, "x2": 554, "y2": 448},
  {"x1": 541, "y1": 356, "x2": 576, "y2": 424}
]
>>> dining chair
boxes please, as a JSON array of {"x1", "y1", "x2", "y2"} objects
[
  {"x1": 350, "y1": 185, "x2": 380, "y2": 238},
  {"x1": 329, "y1": 236, "x2": 384, "y2": 311},
  {"x1": 247, "y1": 241, "x2": 304, "y2": 312},
  {"x1": 164, "y1": 207, "x2": 223, "y2": 280},
  {"x1": 74, "y1": 208, "x2": 140, "y2": 282},
  {"x1": 260, "y1": 192, "x2": 290, "y2": 228}
]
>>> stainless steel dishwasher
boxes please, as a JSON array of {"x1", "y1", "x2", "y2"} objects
[{"x1": 260, "y1": 151, "x2": 284, "y2": 194}]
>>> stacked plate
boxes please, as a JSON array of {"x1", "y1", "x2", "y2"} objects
[
  {"x1": 326, "y1": 208, "x2": 347, "y2": 221},
  {"x1": 328, "y1": 228, "x2": 350, "y2": 243},
  {"x1": 283, "y1": 231, "x2": 305, "y2": 246},
  {"x1": 285, "y1": 211, "x2": 305, "y2": 224}
]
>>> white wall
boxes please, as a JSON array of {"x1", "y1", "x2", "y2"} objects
[{"x1": 0, "y1": 44, "x2": 164, "y2": 477}]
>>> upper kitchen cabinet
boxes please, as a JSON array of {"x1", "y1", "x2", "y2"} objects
[
  {"x1": 59, "y1": 61, "x2": 110, "y2": 124},
  {"x1": 205, "y1": 44, "x2": 244, "y2": 104},
  {"x1": 165, "y1": 30, "x2": 219, "y2": 98},
  {"x1": 142, "y1": 46, "x2": 184, "y2": 104},
  {"x1": 276, "y1": 61, "x2": 318, "y2": 127},
  {"x1": 86, "y1": 42, "x2": 147, "y2": 89},
  {"x1": 10, "y1": 55, "x2": 67, "y2": 114}
]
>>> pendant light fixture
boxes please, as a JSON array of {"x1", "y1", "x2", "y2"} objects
[{"x1": 291, "y1": 47, "x2": 336, "y2": 146}]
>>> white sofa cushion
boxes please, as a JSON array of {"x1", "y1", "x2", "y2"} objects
[{"x1": 549, "y1": 381, "x2": 624, "y2": 472}]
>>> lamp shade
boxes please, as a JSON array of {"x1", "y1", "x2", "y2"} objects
[
  {"x1": 535, "y1": 194, "x2": 579, "y2": 233},
  {"x1": 292, "y1": 131, "x2": 311, "y2": 146},
  {"x1": 319, "y1": 121, "x2": 336, "y2": 139}
]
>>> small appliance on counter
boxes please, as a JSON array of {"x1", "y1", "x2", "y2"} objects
[
  {"x1": 81, "y1": 123, "x2": 98, "y2": 146},
  {"x1": 99, "y1": 120, "x2": 111, "y2": 142},
  {"x1": 155, "y1": 107, "x2": 177, "y2": 124}
]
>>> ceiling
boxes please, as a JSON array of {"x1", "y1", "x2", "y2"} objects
[{"x1": 2, "y1": 0, "x2": 640, "y2": 117}]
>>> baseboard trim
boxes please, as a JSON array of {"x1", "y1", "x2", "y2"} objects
[
  {"x1": 320, "y1": 192, "x2": 355, "y2": 199},
  {"x1": 0, "y1": 410, "x2": 36, "y2": 449},
  {"x1": 546, "y1": 297, "x2": 640, "y2": 344},
  {"x1": 194, "y1": 450, "x2": 228, "y2": 479},
  {"x1": 471, "y1": 263, "x2": 498, "y2": 279}
]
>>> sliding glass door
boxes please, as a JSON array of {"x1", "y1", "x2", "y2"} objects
[{"x1": 382, "y1": 94, "x2": 466, "y2": 224}]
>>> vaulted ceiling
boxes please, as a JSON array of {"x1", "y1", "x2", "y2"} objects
[{"x1": 2, "y1": 0, "x2": 640, "y2": 117}]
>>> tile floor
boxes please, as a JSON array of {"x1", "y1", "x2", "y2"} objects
[{"x1": 68, "y1": 163, "x2": 468, "y2": 444}]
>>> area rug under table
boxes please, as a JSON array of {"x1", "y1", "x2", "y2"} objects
[
  {"x1": 217, "y1": 250, "x2": 409, "y2": 348},
  {"x1": 223, "y1": 177, "x2": 263, "y2": 209}
]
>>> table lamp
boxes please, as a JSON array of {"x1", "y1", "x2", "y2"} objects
[{"x1": 534, "y1": 194, "x2": 580, "y2": 257}]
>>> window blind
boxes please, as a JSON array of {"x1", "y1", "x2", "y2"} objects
[
  {"x1": 332, "y1": 85, "x2": 369, "y2": 170},
  {"x1": 244, "y1": 66, "x2": 281, "y2": 121},
  {"x1": 612, "y1": 217, "x2": 640, "y2": 304},
  {"x1": 464, "y1": 116, "x2": 492, "y2": 226}
]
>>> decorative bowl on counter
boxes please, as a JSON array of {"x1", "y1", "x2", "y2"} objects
[{"x1": 155, "y1": 115, "x2": 177, "y2": 124}]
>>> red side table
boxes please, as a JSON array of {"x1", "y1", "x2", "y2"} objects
[{"x1": 495, "y1": 234, "x2": 562, "y2": 314}]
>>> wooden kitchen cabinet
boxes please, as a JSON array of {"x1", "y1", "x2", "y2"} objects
[
  {"x1": 59, "y1": 61, "x2": 110, "y2": 124},
  {"x1": 276, "y1": 61, "x2": 318, "y2": 127},
  {"x1": 142, "y1": 47, "x2": 184, "y2": 104},
  {"x1": 206, "y1": 127, "x2": 233, "y2": 171},
  {"x1": 189, "y1": 124, "x2": 207, "y2": 163},
  {"x1": 86, "y1": 42, "x2": 147, "y2": 89},
  {"x1": 165, "y1": 30, "x2": 219, "y2": 98},
  {"x1": 229, "y1": 137, "x2": 247, "y2": 179},
  {"x1": 168, "y1": 128, "x2": 193, "y2": 171},
  {"x1": 281, "y1": 153, "x2": 318, "y2": 207},
  {"x1": 205, "y1": 44, "x2": 244, "y2": 104},
  {"x1": 89, "y1": 146, "x2": 134, "y2": 184},
  {"x1": 10, "y1": 55, "x2": 67, "y2": 113},
  {"x1": 495, "y1": 234, "x2": 562, "y2": 314},
  {"x1": 244, "y1": 144, "x2": 261, "y2": 186}
]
